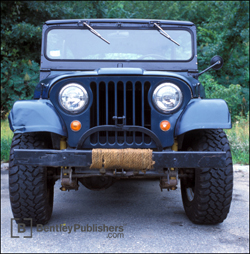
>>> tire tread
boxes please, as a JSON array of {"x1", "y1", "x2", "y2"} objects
[
  {"x1": 9, "y1": 133, "x2": 53, "y2": 226},
  {"x1": 181, "y1": 129, "x2": 233, "y2": 224}
]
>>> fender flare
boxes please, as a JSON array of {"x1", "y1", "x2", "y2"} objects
[
  {"x1": 175, "y1": 99, "x2": 231, "y2": 136},
  {"x1": 8, "y1": 99, "x2": 67, "y2": 137}
]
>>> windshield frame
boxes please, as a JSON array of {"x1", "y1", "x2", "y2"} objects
[
  {"x1": 44, "y1": 26, "x2": 194, "y2": 63},
  {"x1": 41, "y1": 19, "x2": 198, "y2": 72}
]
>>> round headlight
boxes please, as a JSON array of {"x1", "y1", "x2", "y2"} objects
[
  {"x1": 59, "y1": 83, "x2": 88, "y2": 113},
  {"x1": 152, "y1": 83, "x2": 183, "y2": 113}
]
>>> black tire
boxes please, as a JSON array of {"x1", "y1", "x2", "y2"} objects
[
  {"x1": 9, "y1": 133, "x2": 54, "y2": 226},
  {"x1": 180, "y1": 129, "x2": 233, "y2": 224}
]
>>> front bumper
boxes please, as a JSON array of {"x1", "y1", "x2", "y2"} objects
[{"x1": 14, "y1": 149, "x2": 226, "y2": 170}]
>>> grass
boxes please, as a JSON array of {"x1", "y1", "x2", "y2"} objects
[
  {"x1": 225, "y1": 114, "x2": 249, "y2": 165},
  {"x1": 1, "y1": 115, "x2": 249, "y2": 164},
  {"x1": 1, "y1": 119, "x2": 13, "y2": 162}
]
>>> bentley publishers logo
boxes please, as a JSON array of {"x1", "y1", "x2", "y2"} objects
[
  {"x1": 11, "y1": 218, "x2": 125, "y2": 238},
  {"x1": 11, "y1": 218, "x2": 32, "y2": 238}
]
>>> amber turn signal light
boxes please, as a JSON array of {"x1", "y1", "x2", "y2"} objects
[
  {"x1": 70, "y1": 120, "x2": 81, "y2": 131},
  {"x1": 160, "y1": 120, "x2": 171, "y2": 131}
]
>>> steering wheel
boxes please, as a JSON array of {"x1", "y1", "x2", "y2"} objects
[{"x1": 137, "y1": 54, "x2": 167, "y2": 60}]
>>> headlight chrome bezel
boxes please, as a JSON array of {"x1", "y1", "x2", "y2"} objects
[
  {"x1": 59, "y1": 83, "x2": 89, "y2": 114},
  {"x1": 152, "y1": 83, "x2": 183, "y2": 113}
]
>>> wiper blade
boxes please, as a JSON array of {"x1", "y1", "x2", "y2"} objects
[
  {"x1": 154, "y1": 23, "x2": 180, "y2": 46},
  {"x1": 83, "y1": 22, "x2": 110, "y2": 44}
]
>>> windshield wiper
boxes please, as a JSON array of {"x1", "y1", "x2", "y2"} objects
[
  {"x1": 154, "y1": 23, "x2": 180, "y2": 46},
  {"x1": 83, "y1": 22, "x2": 110, "y2": 44}
]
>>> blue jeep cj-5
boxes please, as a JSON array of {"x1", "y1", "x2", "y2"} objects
[{"x1": 8, "y1": 19, "x2": 233, "y2": 225}]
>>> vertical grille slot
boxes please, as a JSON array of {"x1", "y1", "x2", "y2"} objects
[
  {"x1": 135, "y1": 81, "x2": 142, "y2": 144},
  {"x1": 117, "y1": 81, "x2": 124, "y2": 144},
  {"x1": 126, "y1": 81, "x2": 133, "y2": 144},
  {"x1": 144, "y1": 81, "x2": 151, "y2": 144},
  {"x1": 90, "y1": 82, "x2": 97, "y2": 144},
  {"x1": 99, "y1": 82, "x2": 106, "y2": 144},
  {"x1": 108, "y1": 82, "x2": 115, "y2": 144},
  {"x1": 89, "y1": 79, "x2": 151, "y2": 147}
]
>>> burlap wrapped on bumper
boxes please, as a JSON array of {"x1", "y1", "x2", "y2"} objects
[{"x1": 90, "y1": 148, "x2": 155, "y2": 171}]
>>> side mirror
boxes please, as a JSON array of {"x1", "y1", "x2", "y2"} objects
[
  {"x1": 193, "y1": 55, "x2": 224, "y2": 79},
  {"x1": 210, "y1": 55, "x2": 224, "y2": 70}
]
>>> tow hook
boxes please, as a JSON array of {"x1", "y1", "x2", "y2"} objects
[
  {"x1": 160, "y1": 167, "x2": 178, "y2": 191},
  {"x1": 60, "y1": 167, "x2": 79, "y2": 191}
]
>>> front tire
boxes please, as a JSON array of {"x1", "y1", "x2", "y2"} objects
[
  {"x1": 9, "y1": 133, "x2": 54, "y2": 225},
  {"x1": 181, "y1": 129, "x2": 233, "y2": 224}
]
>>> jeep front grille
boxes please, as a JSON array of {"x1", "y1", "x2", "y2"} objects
[{"x1": 90, "y1": 80, "x2": 151, "y2": 146}]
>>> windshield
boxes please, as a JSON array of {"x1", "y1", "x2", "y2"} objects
[{"x1": 46, "y1": 28, "x2": 193, "y2": 61}]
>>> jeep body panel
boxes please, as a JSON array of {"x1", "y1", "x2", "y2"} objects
[
  {"x1": 175, "y1": 99, "x2": 232, "y2": 136},
  {"x1": 8, "y1": 100, "x2": 67, "y2": 136},
  {"x1": 47, "y1": 74, "x2": 192, "y2": 148},
  {"x1": 36, "y1": 69, "x2": 203, "y2": 98}
]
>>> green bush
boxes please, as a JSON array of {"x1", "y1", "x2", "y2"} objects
[
  {"x1": 1, "y1": 59, "x2": 39, "y2": 118},
  {"x1": 199, "y1": 73, "x2": 249, "y2": 122}
]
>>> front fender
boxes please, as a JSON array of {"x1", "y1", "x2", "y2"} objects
[
  {"x1": 8, "y1": 99, "x2": 67, "y2": 136},
  {"x1": 175, "y1": 99, "x2": 231, "y2": 136}
]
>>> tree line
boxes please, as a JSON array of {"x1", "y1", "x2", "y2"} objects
[{"x1": 1, "y1": 1, "x2": 249, "y2": 121}]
